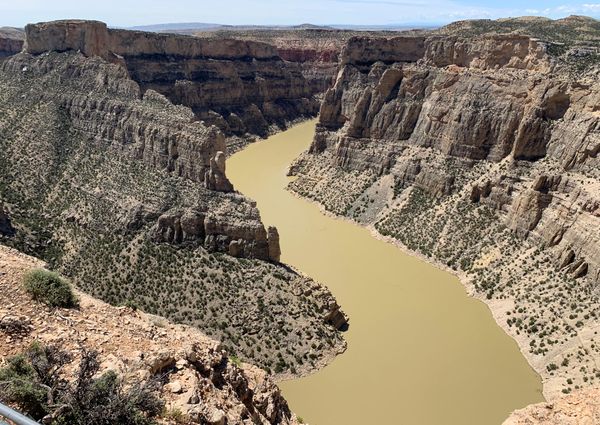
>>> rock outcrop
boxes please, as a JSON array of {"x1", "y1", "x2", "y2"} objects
[
  {"x1": 503, "y1": 387, "x2": 600, "y2": 425},
  {"x1": 0, "y1": 26, "x2": 345, "y2": 375},
  {"x1": 23, "y1": 20, "x2": 319, "y2": 149},
  {"x1": 205, "y1": 151, "x2": 234, "y2": 192},
  {"x1": 0, "y1": 245, "x2": 301, "y2": 424},
  {"x1": 289, "y1": 24, "x2": 600, "y2": 400},
  {"x1": 267, "y1": 226, "x2": 281, "y2": 263},
  {"x1": 0, "y1": 27, "x2": 24, "y2": 58}
]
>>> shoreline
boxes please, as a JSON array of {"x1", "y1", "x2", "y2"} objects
[{"x1": 285, "y1": 182, "x2": 551, "y2": 401}]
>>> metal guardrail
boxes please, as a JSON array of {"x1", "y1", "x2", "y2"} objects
[{"x1": 0, "y1": 403, "x2": 40, "y2": 425}]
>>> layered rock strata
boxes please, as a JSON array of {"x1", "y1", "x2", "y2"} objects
[
  {"x1": 0, "y1": 27, "x2": 346, "y2": 375},
  {"x1": 289, "y1": 32, "x2": 600, "y2": 398},
  {"x1": 193, "y1": 28, "x2": 410, "y2": 102},
  {"x1": 24, "y1": 20, "x2": 319, "y2": 149},
  {"x1": 0, "y1": 27, "x2": 24, "y2": 58}
]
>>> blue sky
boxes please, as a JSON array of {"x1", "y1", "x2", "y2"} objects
[{"x1": 1, "y1": 0, "x2": 599, "y2": 27}]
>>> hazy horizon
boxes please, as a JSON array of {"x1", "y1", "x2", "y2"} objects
[{"x1": 1, "y1": 0, "x2": 599, "y2": 28}]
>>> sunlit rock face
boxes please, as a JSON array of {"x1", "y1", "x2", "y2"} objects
[
  {"x1": 24, "y1": 20, "x2": 319, "y2": 146},
  {"x1": 305, "y1": 33, "x2": 599, "y2": 284}
]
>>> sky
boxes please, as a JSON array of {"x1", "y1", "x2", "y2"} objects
[{"x1": 1, "y1": 0, "x2": 599, "y2": 28}]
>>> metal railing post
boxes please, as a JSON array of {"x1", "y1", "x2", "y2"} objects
[{"x1": 0, "y1": 403, "x2": 40, "y2": 425}]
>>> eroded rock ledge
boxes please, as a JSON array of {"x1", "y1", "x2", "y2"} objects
[{"x1": 24, "y1": 20, "x2": 319, "y2": 149}]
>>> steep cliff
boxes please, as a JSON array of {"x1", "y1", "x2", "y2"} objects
[
  {"x1": 193, "y1": 28, "x2": 410, "y2": 102},
  {"x1": 0, "y1": 27, "x2": 24, "y2": 58},
  {"x1": 0, "y1": 23, "x2": 346, "y2": 376},
  {"x1": 193, "y1": 29, "x2": 346, "y2": 97},
  {"x1": 289, "y1": 25, "x2": 600, "y2": 399},
  {"x1": 24, "y1": 20, "x2": 320, "y2": 150}
]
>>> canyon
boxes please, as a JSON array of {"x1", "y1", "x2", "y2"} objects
[
  {"x1": 24, "y1": 20, "x2": 320, "y2": 151},
  {"x1": 0, "y1": 20, "x2": 346, "y2": 392},
  {"x1": 0, "y1": 15, "x2": 599, "y2": 424},
  {"x1": 228, "y1": 120, "x2": 543, "y2": 425},
  {"x1": 288, "y1": 15, "x2": 600, "y2": 402}
]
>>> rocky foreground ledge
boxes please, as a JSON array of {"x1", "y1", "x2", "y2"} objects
[
  {"x1": 0, "y1": 245, "x2": 300, "y2": 424},
  {"x1": 504, "y1": 386, "x2": 600, "y2": 424}
]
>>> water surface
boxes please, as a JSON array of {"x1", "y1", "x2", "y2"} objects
[{"x1": 227, "y1": 120, "x2": 543, "y2": 425}]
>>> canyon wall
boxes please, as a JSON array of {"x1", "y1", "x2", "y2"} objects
[
  {"x1": 309, "y1": 35, "x2": 598, "y2": 282},
  {"x1": 0, "y1": 50, "x2": 278, "y2": 261},
  {"x1": 0, "y1": 21, "x2": 346, "y2": 376},
  {"x1": 289, "y1": 32, "x2": 600, "y2": 398},
  {"x1": 0, "y1": 27, "x2": 24, "y2": 58},
  {"x1": 24, "y1": 20, "x2": 320, "y2": 149},
  {"x1": 192, "y1": 29, "x2": 407, "y2": 104}
]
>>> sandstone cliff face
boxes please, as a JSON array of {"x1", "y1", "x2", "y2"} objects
[
  {"x1": 192, "y1": 29, "x2": 407, "y2": 103},
  {"x1": 289, "y1": 31, "x2": 600, "y2": 399},
  {"x1": 308, "y1": 34, "x2": 599, "y2": 283},
  {"x1": 317, "y1": 35, "x2": 556, "y2": 166},
  {"x1": 0, "y1": 47, "x2": 345, "y2": 375},
  {"x1": 0, "y1": 27, "x2": 24, "y2": 58},
  {"x1": 24, "y1": 20, "x2": 319, "y2": 149}
]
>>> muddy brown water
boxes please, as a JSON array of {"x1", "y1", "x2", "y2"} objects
[{"x1": 227, "y1": 120, "x2": 543, "y2": 425}]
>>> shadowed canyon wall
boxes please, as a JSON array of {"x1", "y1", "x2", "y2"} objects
[{"x1": 24, "y1": 20, "x2": 320, "y2": 150}]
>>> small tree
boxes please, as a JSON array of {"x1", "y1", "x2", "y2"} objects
[{"x1": 23, "y1": 269, "x2": 77, "y2": 308}]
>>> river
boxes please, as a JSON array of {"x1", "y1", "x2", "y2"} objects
[{"x1": 227, "y1": 119, "x2": 543, "y2": 425}]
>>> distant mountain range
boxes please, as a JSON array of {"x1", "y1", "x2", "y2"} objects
[{"x1": 127, "y1": 22, "x2": 439, "y2": 33}]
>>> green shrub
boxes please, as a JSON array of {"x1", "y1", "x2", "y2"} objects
[
  {"x1": 229, "y1": 355, "x2": 242, "y2": 367},
  {"x1": 121, "y1": 299, "x2": 140, "y2": 311},
  {"x1": 23, "y1": 269, "x2": 77, "y2": 308},
  {"x1": 0, "y1": 353, "x2": 49, "y2": 419},
  {"x1": 0, "y1": 344, "x2": 163, "y2": 424}
]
